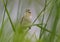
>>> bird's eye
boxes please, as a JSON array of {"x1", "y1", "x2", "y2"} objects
[{"x1": 28, "y1": 12, "x2": 31, "y2": 13}]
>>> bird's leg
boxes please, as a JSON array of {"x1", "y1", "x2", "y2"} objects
[{"x1": 29, "y1": 26, "x2": 31, "y2": 29}]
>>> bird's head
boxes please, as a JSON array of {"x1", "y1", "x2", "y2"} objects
[{"x1": 25, "y1": 9, "x2": 31, "y2": 17}]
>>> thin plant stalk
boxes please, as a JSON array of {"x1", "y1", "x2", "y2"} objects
[{"x1": 2, "y1": 0, "x2": 15, "y2": 32}]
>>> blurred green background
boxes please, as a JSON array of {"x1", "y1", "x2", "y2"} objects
[{"x1": 0, "y1": 0, "x2": 60, "y2": 42}]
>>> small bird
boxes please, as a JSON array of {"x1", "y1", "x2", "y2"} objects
[{"x1": 20, "y1": 9, "x2": 32, "y2": 28}]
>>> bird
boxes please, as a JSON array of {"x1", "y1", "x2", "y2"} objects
[{"x1": 20, "y1": 9, "x2": 32, "y2": 29}]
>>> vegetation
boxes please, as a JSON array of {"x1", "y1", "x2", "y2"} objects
[{"x1": 0, "y1": 0, "x2": 60, "y2": 42}]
